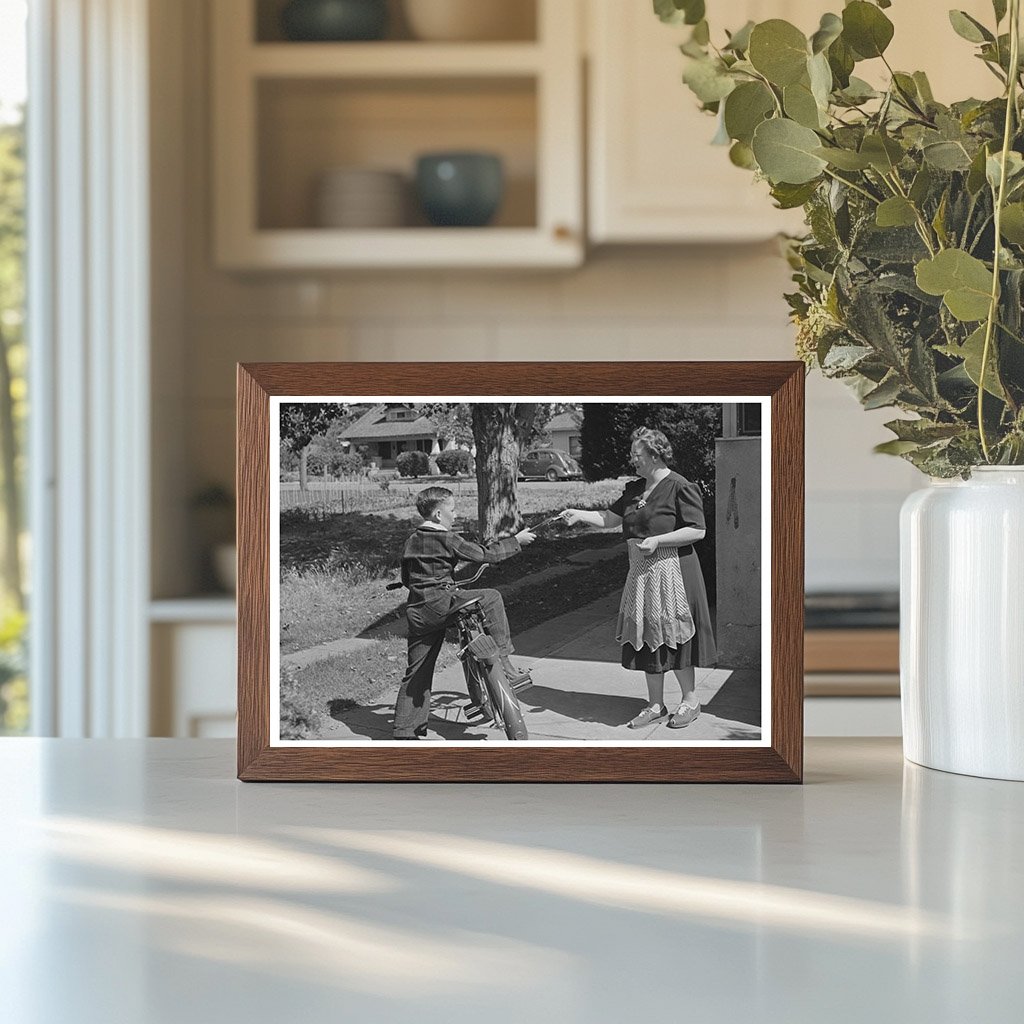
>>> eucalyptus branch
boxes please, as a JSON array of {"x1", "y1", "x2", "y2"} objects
[
  {"x1": 979, "y1": 0, "x2": 1021, "y2": 461},
  {"x1": 884, "y1": 170, "x2": 939, "y2": 255},
  {"x1": 822, "y1": 167, "x2": 880, "y2": 205}
]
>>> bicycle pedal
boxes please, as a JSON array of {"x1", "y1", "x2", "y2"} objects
[
  {"x1": 463, "y1": 703, "x2": 493, "y2": 723},
  {"x1": 510, "y1": 673, "x2": 534, "y2": 692}
]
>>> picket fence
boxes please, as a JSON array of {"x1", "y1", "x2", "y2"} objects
[{"x1": 279, "y1": 476, "x2": 472, "y2": 513}]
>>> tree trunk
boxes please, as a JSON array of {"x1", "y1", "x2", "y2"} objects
[
  {"x1": 299, "y1": 445, "x2": 309, "y2": 493},
  {"x1": 0, "y1": 324, "x2": 22, "y2": 609},
  {"x1": 472, "y1": 404, "x2": 525, "y2": 541}
]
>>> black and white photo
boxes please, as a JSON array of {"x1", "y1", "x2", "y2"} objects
[{"x1": 270, "y1": 397, "x2": 769, "y2": 747}]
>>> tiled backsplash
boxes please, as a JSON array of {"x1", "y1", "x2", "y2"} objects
[{"x1": 180, "y1": 247, "x2": 918, "y2": 593}]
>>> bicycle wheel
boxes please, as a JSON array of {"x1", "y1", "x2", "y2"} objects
[{"x1": 483, "y1": 663, "x2": 529, "y2": 741}]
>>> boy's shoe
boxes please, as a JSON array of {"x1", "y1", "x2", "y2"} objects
[
  {"x1": 667, "y1": 702, "x2": 701, "y2": 729},
  {"x1": 627, "y1": 703, "x2": 668, "y2": 729}
]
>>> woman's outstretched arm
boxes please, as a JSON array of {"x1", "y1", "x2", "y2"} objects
[{"x1": 560, "y1": 508, "x2": 622, "y2": 529}]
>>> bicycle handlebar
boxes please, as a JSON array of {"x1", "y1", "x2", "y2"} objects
[{"x1": 385, "y1": 563, "x2": 490, "y2": 592}]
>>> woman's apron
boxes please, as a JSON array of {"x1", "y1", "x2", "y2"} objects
[{"x1": 615, "y1": 540, "x2": 695, "y2": 652}]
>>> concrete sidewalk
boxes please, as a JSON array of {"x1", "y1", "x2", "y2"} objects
[{"x1": 318, "y1": 589, "x2": 762, "y2": 742}]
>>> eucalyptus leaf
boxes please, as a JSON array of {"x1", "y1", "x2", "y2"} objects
[
  {"x1": 912, "y1": 71, "x2": 935, "y2": 104},
  {"x1": 909, "y1": 165, "x2": 933, "y2": 205},
  {"x1": 653, "y1": 0, "x2": 705, "y2": 26},
  {"x1": 837, "y1": 76, "x2": 879, "y2": 104},
  {"x1": 842, "y1": 1, "x2": 894, "y2": 59},
  {"x1": 729, "y1": 140, "x2": 758, "y2": 169},
  {"x1": 692, "y1": 19, "x2": 710, "y2": 45},
  {"x1": 993, "y1": 0, "x2": 1008, "y2": 24},
  {"x1": 941, "y1": 325, "x2": 1006, "y2": 398},
  {"x1": 724, "y1": 81, "x2": 776, "y2": 145},
  {"x1": 748, "y1": 20, "x2": 809, "y2": 87},
  {"x1": 808, "y1": 52, "x2": 833, "y2": 109},
  {"x1": 876, "y1": 197, "x2": 918, "y2": 228},
  {"x1": 922, "y1": 140, "x2": 973, "y2": 171},
  {"x1": 784, "y1": 80, "x2": 825, "y2": 129},
  {"x1": 813, "y1": 146, "x2": 872, "y2": 171},
  {"x1": 884, "y1": 418, "x2": 963, "y2": 442},
  {"x1": 751, "y1": 118, "x2": 828, "y2": 184},
  {"x1": 986, "y1": 150, "x2": 1024, "y2": 191},
  {"x1": 827, "y1": 36, "x2": 856, "y2": 89},
  {"x1": 683, "y1": 57, "x2": 737, "y2": 104},
  {"x1": 711, "y1": 107, "x2": 731, "y2": 145},
  {"x1": 810, "y1": 12, "x2": 843, "y2": 54},
  {"x1": 948, "y1": 10, "x2": 994, "y2": 44},
  {"x1": 874, "y1": 438, "x2": 921, "y2": 455},
  {"x1": 860, "y1": 133, "x2": 904, "y2": 173},
  {"x1": 932, "y1": 191, "x2": 950, "y2": 247},
  {"x1": 862, "y1": 374, "x2": 903, "y2": 409},
  {"x1": 915, "y1": 249, "x2": 994, "y2": 322},
  {"x1": 967, "y1": 144, "x2": 991, "y2": 194},
  {"x1": 770, "y1": 180, "x2": 820, "y2": 209},
  {"x1": 999, "y1": 203, "x2": 1024, "y2": 245},
  {"x1": 724, "y1": 20, "x2": 755, "y2": 53}
]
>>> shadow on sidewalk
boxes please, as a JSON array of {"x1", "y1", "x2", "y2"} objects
[
  {"x1": 521, "y1": 684, "x2": 643, "y2": 728},
  {"x1": 324, "y1": 690, "x2": 495, "y2": 741}
]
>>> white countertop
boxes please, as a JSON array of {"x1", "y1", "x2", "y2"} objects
[{"x1": 1, "y1": 738, "x2": 1020, "y2": 1023}]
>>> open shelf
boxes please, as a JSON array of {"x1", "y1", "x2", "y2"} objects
[
  {"x1": 213, "y1": 0, "x2": 581, "y2": 268},
  {"x1": 249, "y1": 42, "x2": 544, "y2": 77},
  {"x1": 254, "y1": 0, "x2": 538, "y2": 45},
  {"x1": 257, "y1": 77, "x2": 538, "y2": 231}
]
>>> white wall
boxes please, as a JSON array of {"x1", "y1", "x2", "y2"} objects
[{"x1": 153, "y1": 0, "x2": 922, "y2": 599}]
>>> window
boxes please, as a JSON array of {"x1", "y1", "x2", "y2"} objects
[
  {"x1": 738, "y1": 404, "x2": 761, "y2": 436},
  {"x1": 0, "y1": 0, "x2": 27, "y2": 735}
]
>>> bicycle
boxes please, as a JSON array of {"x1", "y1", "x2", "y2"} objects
[{"x1": 387, "y1": 564, "x2": 530, "y2": 741}]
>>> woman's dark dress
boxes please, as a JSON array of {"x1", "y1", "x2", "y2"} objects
[{"x1": 609, "y1": 472, "x2": 717, "y2": 672}]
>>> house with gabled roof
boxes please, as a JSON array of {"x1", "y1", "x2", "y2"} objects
[{"x1": 338, "y1": 403, "x2": 441, "y2": 469}]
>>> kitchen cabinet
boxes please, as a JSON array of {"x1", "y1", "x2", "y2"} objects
[
  {"x1": 586, "y1": 0, "x2": 999, "y2": 244},
  {"x1": 587, "y1": 0, "x2": 810, "y2": 243},
  {"x1": 211, "y1": 0, "x2": 583, "y2": 269}
]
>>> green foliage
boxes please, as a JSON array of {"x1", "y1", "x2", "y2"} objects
[
  {"x1": 395, "y1": 450, "x2": 430, "y2": 477},
  {"x1": 280, "y1": 403, "x2": 354, "y2": 453},
  {"x1": 436, "y1": 448, "x2": 473, "y2": 475},
  {"x1": 578, "y1": 403, "x2": 722, "y2": 496},
  {"x1": 663, "y1": 0, "x2": 1024, "y2": 475}
]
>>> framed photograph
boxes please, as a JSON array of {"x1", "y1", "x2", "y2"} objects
[{"x1": 237, "y1": 362, "x2": 803, "y2": 782}]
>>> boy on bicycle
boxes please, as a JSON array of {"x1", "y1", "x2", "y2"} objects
[{"x1": 394, "y1": 486, "x2": 535, "y2": 740}]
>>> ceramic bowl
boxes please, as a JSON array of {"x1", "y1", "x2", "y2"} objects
[
  {"x1": 415, "y1": 152, "x2": 504, "y2": 228},
  {"x1": 281, "y1": 0, "x2": 388, "y2": 42},
  {"x1": 403, "y1": 0, "x2": 534, "y2": 42}
]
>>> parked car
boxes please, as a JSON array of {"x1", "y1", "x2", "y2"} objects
[{"x1": 518, "y1": 447, "x2": 582, "y2": 481}]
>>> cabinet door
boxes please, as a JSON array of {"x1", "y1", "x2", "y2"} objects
[
  {"x1": 588, "y1": 0, "x2": 995, "y2": 244},
  {"x1": 588, "y1": 0, "x2": 813, "y2": 243}
]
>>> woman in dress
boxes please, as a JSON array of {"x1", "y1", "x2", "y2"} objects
[{"x1": 560, "y1": 427, "x2": 717, "y2": 729}]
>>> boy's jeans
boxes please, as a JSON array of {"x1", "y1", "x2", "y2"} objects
[{"x1": 393, "y1": 588, "x2": 513, "y2": 739}]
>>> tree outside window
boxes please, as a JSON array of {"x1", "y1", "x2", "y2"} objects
[{"x1": 0, "y1": 0, "x2": 27, "y2": 734}]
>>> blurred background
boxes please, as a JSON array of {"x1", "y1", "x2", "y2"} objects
[{"x1": 0, "y1": 0, "x2": 997, "y2": 739}]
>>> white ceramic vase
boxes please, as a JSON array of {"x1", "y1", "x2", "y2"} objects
[{"x1": 900, "y1": 467, "x2": 1024, "y2": 780}]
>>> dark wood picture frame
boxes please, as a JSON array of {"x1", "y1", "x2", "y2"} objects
[{"x1": 237, "y1": 362, "x2": 804, "y2": 782}]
